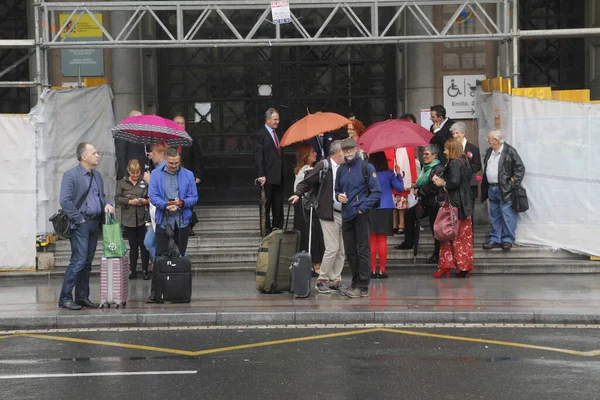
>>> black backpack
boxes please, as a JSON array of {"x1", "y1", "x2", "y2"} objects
[{"x1": 302, "y1": 159, "x2": 329, "y2": 212}]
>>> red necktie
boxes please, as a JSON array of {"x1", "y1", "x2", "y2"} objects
[{"x1": 272, "y1": 130, "x2": 280, "y2": 155}]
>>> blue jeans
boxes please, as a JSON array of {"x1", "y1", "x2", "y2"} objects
[
  {"x1": 59, "y1": 220, "x2": 100, "y2": 303},
  {"x1": 144, "y1": 225, "x2": 156, "y2": 261},
  {"x1": 488, "y1": 186, "x2": 518, "y2": 244}
]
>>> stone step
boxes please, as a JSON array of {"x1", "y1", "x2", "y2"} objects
[
  {"x1": 194, "y1": 205, "x2": 260, "y2": 219},
  {"x1": 53, "y1": 245, "x2": 586, "y2": 268},
  {"x1": 20, "y1": 258, "x2": 600, "y2": 278}
]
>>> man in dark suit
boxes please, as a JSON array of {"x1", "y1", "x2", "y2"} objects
[
  {"x1": 306, "y1": 131, "x2": 341, "y2": 162},
  {"x1": 58, "y1": 142, "x2": 115, "y2": 310},
  {"x1": 254, "y1": 108, "x2": 284, "y2": 232},
  {"x1": 115, "y1": 110, "x2": 149, "y2": 180},
  {"x1": 174, "y1": 115, "x2": 202, "y2": 236},
  {"x1": 429, "y1": 105, "x2": 455, "y2": 165}
]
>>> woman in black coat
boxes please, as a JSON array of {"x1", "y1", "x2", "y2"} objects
[
  {"x1": 395, "y1": 144, "x2": 445, "y2": 264},
  {"x1": 432, "y1": 139, "x2": 475, "y2": 278},
  {"x1": 450, "y1": 122, "x2": 481, "y2": 200}
]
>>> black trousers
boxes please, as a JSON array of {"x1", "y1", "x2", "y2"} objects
[
  {"x1": 404, "y1": 204, "x2": 441, "y2": 257},
  {"x1": 342, "y1": 213, "x2": 371, "y2": 290},
  {"x1": 150, "y1": 224, "x2": 190, "y2": 294},
  {"x1": 122, "y1": 225, "x2": 149, "y2": 273},
  {"x1": 264, "y1": 183, "x2": 284, "y2": 231}
]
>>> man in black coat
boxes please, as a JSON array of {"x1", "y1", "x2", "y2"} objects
[
  {"x1": 305, "y1": 131, "x2": 341, "y2": 162},
  {"x1": 253, "y1": 108, "x2": 284, "y2": 231},
  {"x1": 174, "y1": 115, "x2": 202, "y2": 235},
  {"x1": 429, "y1": 105, "x2": 455, "y2": 165},
  {"x1": 115, "y1": 110, "x2": 149, "y2": 180},
  {"x1": 481, "y1": 130, "x2": 525, "y2": 251}
]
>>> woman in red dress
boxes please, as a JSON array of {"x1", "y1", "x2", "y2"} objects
[{"x1": 432, "y1": 139, "x2": 475, "y2": 278}]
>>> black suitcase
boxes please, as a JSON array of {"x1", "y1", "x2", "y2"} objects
[
  {"x1": 290, "y1": 251, "x2": 312, "y2": 298},
  {"x1": 154, "y1": 255, "x2": 192, "y2": 303},
  {"x1": 289, "y1": 207, "x2": 315, "y2": 298}
]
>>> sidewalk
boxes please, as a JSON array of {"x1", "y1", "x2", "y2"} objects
[{"x1": 1, "y1": 271, "x2": 599, "y2": 330}]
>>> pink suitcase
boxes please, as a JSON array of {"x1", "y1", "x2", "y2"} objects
[{"x1": 100, "y1": 256, "x2": 129, "y2": 308}]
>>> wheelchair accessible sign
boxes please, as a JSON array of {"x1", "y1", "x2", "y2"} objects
[{"x1": 443, "y1": 75, "x2": 485, "y2": 119}]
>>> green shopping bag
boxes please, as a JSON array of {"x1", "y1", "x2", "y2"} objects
[{"x1": 103, "y1": 213, "x2": 127, "y2": 258}]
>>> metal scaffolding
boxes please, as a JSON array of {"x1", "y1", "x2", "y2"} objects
[{"x1": 2, "y1": 0, "x2": 600, "y2": 93}]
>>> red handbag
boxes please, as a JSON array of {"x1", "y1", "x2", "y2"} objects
[{"x1": 433, "y1": 198, "x2": 459, "y2": 242}]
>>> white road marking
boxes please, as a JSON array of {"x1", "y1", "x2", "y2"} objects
[{"x1": 0, "y1": 370, "x2": 198, "y2": 380}]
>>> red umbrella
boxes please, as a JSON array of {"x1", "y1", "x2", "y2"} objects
[
  {"x1": 357, "y1": 119, "x2": 433, "y2": 154},
  {"x1": 112, "y1": 115, "x2": 193, "y2": 147}
]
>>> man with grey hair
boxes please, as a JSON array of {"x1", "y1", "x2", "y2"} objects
[
  {"x1": 58, "y1": 143, "x2": 115, "y2": 310},
  {"x1": 253, "y1": 108, "x2": 284, "y2": 232},
  {"x1": 481, "y1": 130, "x2": 525, "y2": 251},
  {"x1": 289, "y1": 140, "x2": 346, "y2": 293}
]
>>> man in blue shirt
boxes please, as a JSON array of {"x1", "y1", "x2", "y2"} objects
[
  {"x1": 147, "y1": 147, "x2": 198, "y2": 303},
  {"x1": 58, "y1": 142, "x2": 115, "y2": 310},
  {"x1": 335, "y1": 138, "x2": 381, "y2": 298}
]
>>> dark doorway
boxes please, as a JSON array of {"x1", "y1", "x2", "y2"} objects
[{"x1": 157, "y1": 10, "x2": 396, "y2": 204}]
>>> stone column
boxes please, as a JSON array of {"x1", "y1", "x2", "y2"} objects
[
  {"x1": 110, "y1": 11, "x2": 142, "y2": 122},
  {"x1": 405, "y1": 6, "x2": 435, "y2": 123}
]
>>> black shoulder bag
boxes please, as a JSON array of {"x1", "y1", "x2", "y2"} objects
[{"x1": 49, "y1": 173, "x2": 95, "y2": 239}]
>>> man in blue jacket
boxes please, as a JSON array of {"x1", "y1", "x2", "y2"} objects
[
  {"x1": 147, "y1": 147, "x2": 198, "y2": 303},
  {"x1": 58, "y1": 142, "x2": 115, "y2": 310},
  {"x1": 335, "y1": 138, "x2": 381, "y2": 298}
]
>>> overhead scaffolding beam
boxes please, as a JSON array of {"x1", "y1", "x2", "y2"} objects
[{"x1": 39, "y1": 0, "x2": 512, "y2": 48}]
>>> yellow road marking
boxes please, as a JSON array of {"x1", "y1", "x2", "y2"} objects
[
  {"x1": 189, "y1": 328, "x2": 381, "y2": 356},
  {"x1": 17, "y1": 334, "x2": 196, "y2": 356},
  {"x1": 379, "y1": 328, "x2": 597, "y2": 357},
  {"x1": 9, "y1": 328, "x2": 600, "y2": 358},
  {"x1": 16, "y1": 329, "x2": 381, "y2": 357}
]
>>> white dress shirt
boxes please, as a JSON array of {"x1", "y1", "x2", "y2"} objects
[
  {"x1": 433, "y1": 118, "x2": 449, "y2": 133},
  {"x1": 486, "y1": 144, "x2": 504, "y2": 184},
  {"x1": 331, "y1": 158, "x2": 342, "y2": 211}
]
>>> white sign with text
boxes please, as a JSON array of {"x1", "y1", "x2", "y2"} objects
[
  {"x1": 443, "y1": 75, "x2": 485, "y2": 119},
  {"x1": 271, "y1": 1, "x2": 291, "y2": 24}
]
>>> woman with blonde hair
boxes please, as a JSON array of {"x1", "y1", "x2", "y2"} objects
[
  {"x1": 432, "y1": 139, "x2": 474, "y2": 278},
  {"x1": 293, "y1": 144, "x2": 325, "y2": 276},
  {"x1": 115, "y1": 159, "x2": 150, "y2": 279}
]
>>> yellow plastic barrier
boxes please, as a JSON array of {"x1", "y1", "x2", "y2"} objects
[
  {"x1": 490, "y1": 77, "x2": 503, "y2": 92},
  {"x1": 511, "y1": 87, "x2": 552, "y2": 100},
  {"x1": 501, "y1": 79, "x2": 512, "y2": 94},
  {"x1": 84, "y1": 78, "x2": 108, "y2": 87},
  {"x1": 551, "y1": 89, "x2": 590, "y2": 102},
  {"x1": 481, "y1": 79, "x2": 491, "y2": 93}
]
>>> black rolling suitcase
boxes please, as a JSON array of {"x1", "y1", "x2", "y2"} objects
[
  {"x1": 155, "y1": 214, "x2": 192, "y2": 303},
  {"x1": 154, "y1": 255, "x2": 192, "y2": 303},
  {"x1": 289, "y1": 207, "x2": 314, "y2": 298}
]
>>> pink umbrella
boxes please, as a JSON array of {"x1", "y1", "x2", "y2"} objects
[
  {"x1": 111, "y1": 115, "x2": 193, "y2": 147},
  {"x1": 357, "y1": 119, "x2": 433, "y2": 154}
]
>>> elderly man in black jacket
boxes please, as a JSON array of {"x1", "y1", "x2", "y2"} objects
[
  {"x1": 289, "y1": 140, "x2": 346, "y2": 294},
  {"x1": 481, "y1": 130, "x2": 526, "y2": 251}
]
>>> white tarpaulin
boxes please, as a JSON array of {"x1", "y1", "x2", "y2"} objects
[
  {"x1": 30, "y1": 84, "x2": 116, "y2": 235},
  {"x1": 477, "y1": 91, "x2": 600, "y2": 256},
  {"x1": 0, "y1": 115, "x2": 37, "y2": 269}
]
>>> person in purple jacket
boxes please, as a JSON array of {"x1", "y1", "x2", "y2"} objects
[{"x1": 368, "y1": 152, "x2": 404, "y2": 279}]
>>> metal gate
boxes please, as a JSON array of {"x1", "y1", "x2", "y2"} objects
[
  {"x1": 0, "y1": 0, "x2": 30, "y2": 113},
  {"x1": 519, "y1": 0, "x2": 585, "y2": 89},
  {"x1": 157, "y1": 9, "x2": 396, "y2": 204}
]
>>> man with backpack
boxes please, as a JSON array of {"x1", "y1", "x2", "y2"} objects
[
  {"x1": 289, "y1": 140, "x2": 346, "y2": 294},
  {"x1": 335, "y1": 138, "x2": 381, "y2": 298}
]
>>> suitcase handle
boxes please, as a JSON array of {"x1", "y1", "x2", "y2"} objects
[{"x1": 283, "y1": 202, "x2": 292, "y2": 232}]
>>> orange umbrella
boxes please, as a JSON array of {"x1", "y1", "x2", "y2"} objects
[{"x1": 280, "y1": 112, "x2": 352, "y2": 147}]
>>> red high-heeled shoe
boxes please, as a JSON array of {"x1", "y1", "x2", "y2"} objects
[
  {"x1": 432, "y1": 269, "x2": 450, "y2": 278},
  {"x1": 456, "y1": 270, "x2": 471, "y2": 278}
]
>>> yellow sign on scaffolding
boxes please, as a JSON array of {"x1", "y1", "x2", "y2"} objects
[{"x1": 59, "y1": 13, "x2": 103, "y2": 38}]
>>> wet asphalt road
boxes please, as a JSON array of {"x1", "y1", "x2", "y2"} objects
[{"x1": 1, "y1": 326, "x2": 599, "y2": 400}]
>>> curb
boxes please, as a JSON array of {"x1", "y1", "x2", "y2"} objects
[{"x1": 2, "y1": 311, "x2": 600, "y2": 330}]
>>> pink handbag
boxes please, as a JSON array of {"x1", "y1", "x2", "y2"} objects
[{"x1": 433, "y1": 198, "x2": 459, "y2": 242}]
